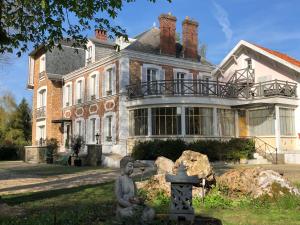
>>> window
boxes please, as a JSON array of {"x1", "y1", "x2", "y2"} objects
[
  {"x1": 280, "y1": 108, "x2": 295, "y2": 136},
  {"x1": 129, "y1": 108, "x2": 148, "y2": 136},
  {"x1": 39, "y1": 89, "x2": 46, "y2": 107},
  {"x1": 64, "y1": 84, "x2": 72, "y2": 106},
  {"x1": 91, "y1": 118, "x2": 96, "y2": 142},
  {"x1": 218, "y1": 109, "x2": 235, "y2": 136},
  {"x1": 249, "y1": 109, "x2": 275, "y2": 136},
  {"x1": 202, "y1": 76, "x2": 210, "y2": 95},
  {"x1": 107, "y1": 116, "x2": 112, "y2": 141},
  {"x1": 39, "y1": 55, "x2": 45, "y2": 73},
  {"x1": 104, "y1": 66, "x2": 115, "y2": 96},
  {"x1": 76, "y1": 79, "x2": 84, "y2": 104},
  {"x1": 77, "y1": 120, "x2": 82, "y2": 136},
  {"x1": 87, "y1": 46, "x2": 92, "y2": 64},
  {"x1": 151, "y1": 107, "x2": 181, "y2": 135},
  {"x1": 245, "y1": 58, "x2": 252, "y2": 69},
  {"x1": 147, "y1": 68, "x2": 158, "y2": 82},
  {"x1": 185, "y1": 107, "x2": 213, "y2": 135},
  {"x1": 89, "y1": 73, "x2": 99, "y2": 100},
  {"x1": 107, "y1": 68, "x2": 113, "y2": 94},
  {"x1": 174, "y1": 72, "x2": 185, "y2": 94},
  {"x1": 38, "y1": 125, "x2": 45, "y2": 140}
]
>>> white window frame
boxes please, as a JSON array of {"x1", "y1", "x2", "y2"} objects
[
  {"x1": 39, "y1": 54, "x2": 46, "y2": 73},
  {"x1": 36, "y1": 120, "x2": 46, "y2": 143},
  {"x1": 85, "y1": 41, "x2": 95, "y2": 65},
  {"x1": 74, "y1": 117, "x2": 85, "y2": 138},
  {"x1": 37, "y1": 86, "x2": 47, "y2": 108},
  {"x1": 28, "y1": 56, "x2": 34, "y2": 86},
  {"x1": 103, "y1": 112, "x2": 116, "y2": 143},
  {"x1": 173, "y1": 68, "x2": 192, "y2": 94},
  {"x1": 103, "y1": 64, "x2": 116, "y2": 97},
  {"x1": 87, "y1": 115, "x2": 101, "y2": 144},
  {"x1": 141, "y1": 64, "x2": 165, "y2": 95},
  {"x1": 88, "y1": 71, "x2": 99, "y2": 100},
  {"x1": 75, "y1": 77, "x2": 85, "y2": 104},
  {"x1": 63, "y1": 81, "x2": 72, "y2": 107}
]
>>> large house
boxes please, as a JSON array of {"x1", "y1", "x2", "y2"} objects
[{"x1": 27, "y1": 13, "x2": 300, "y2": 164}]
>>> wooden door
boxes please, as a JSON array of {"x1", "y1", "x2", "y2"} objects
[{"x1": 239, "y1": 110, "x2": 248, "y2": 137}]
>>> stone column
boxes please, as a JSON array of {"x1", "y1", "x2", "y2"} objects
[
  {"x1": 275, "y1": 105, "x2": 281, "y2": 152},
  {"x1": 147, "y1": 108, "x2": 152, "y2": 136},
  {"x1": 235, "y1": 110, "x2": 239, "y2": 137},
  {"x1": 213, "y1": 107, "x2": 218, "y2": 137},
  {"x1": 181, "y1": 106, "x2": 186, "y2": 137}
]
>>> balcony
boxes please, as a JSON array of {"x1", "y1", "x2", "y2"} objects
[
  {"x1": 127, "y1": 79, "x2": 297, "y2": 100},
  {"x1": 35, "y1": 106, "x2": 46, "y2": 119},
  {"x1": 39, "y1": 71, "x2": 46, "y2": 80}
]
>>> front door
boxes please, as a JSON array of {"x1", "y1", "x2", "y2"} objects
[{"x1": 239, "y1": 110, "x2": 248, "y2": 137}]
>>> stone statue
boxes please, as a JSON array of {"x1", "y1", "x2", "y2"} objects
[{"x1": 115, "y1": 156, "x2": 155, "y2": 222}]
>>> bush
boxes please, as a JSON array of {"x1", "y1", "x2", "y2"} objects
[
  {"x1": 0, "y1": 144, "x2": 21, "y2": 160},
  {"x1": 131, "y1": 138, "x2": 255, "y2": 162},
  {"x1": 131, "y1": 139, "x2": 187, "y2": 161}
]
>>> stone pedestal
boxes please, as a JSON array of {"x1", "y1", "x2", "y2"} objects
[
  {"x1": 87, "y1": 144, "x2": 102, "y2": 166},
  {"x1": 24, "y1": 146, "x2": 48, "y2": 163}
]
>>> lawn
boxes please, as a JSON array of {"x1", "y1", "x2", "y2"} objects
[
  {"x1": 1, "y1": 162, "x2": 300, "y2": 225},
  {"x1": 1, "y1": 180, "x2": 300, "y2": 225}
]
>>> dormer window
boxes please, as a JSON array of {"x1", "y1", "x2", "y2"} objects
[{"x1": 86, "y1": 46, "x2": 93, "y2": 64}]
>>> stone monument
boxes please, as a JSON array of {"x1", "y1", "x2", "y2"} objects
[
  {"x1": 115, "y1": 156, "x2": 155, "y2": 222},
  {"x1": 165, "y1": 163, "x2": 200, "y2": 224}
]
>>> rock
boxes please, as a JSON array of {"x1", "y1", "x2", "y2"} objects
[
  {"x1": 173, "y1": 150, "x2": 215, "y2": 183},
  {"x1": 217, "y1": 167, "x2": 300, "y2": 198},
  {"x1": 155, "y1": 156, "x2": 174, "y2": 174},
  {"x1": 136, "y1": 174, "x2": 206, "y2": 199}
]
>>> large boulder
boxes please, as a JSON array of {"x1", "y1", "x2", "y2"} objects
[
  {"x1": 136, "y1": 150, "x2": 214, "y2": 199},
  {"x1": 173, "y1": 150, "x2": 215, "y2": 183},
  {"x1": 217, "y1": 167, "x2": 300, "y2": 198},
  {"x1": 155, "y1": 156, "x2": 174, "y2": 174}
]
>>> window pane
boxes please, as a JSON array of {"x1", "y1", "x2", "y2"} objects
[
  {"x1": 185, "y1": 107, "x2": 213, "y2": 135},
  {"x1": 217, "y1": 109, "x2": 235, "y2": 136},
  {"x1": 130, "y1": 108, "x2": 148, "y2": 136},
  {"x1": 280, "y1": 108, "x2": 295, "y2": 136},
  {"x1": 151, "y1": 107, "x2": 181, "y2": 135},
  {"x1": 249, "y1": 109, "x2": 275, "y2": 136}
]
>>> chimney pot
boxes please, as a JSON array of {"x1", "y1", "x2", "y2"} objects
[{"x1": 95, "y1": 29, "x2": 107, "y2": 41}]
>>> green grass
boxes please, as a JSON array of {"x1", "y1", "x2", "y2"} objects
[
  {"x1": 1, "y1": 181, "x2": 300, "y2": 225},
  {"x1": 0, "y1": 162, "x2": 112, "y2": 178}
]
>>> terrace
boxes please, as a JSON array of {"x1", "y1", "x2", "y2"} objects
[{"x1": 127, "y1": 79, "x2": 297, "y2": 100}]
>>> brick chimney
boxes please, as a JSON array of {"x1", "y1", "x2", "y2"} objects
[
  {"x1": 95, "y1": 29, "x2": 107, "y2": 41},
  {"x1": 182, "y1": 16, "x2": 199, "y2": 60},
  {"x1": 159, "y1": 13, "x2": 177, "y2": 56}
]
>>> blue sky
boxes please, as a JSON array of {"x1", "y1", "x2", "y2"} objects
[{"x1": 1, "y1": 0, "x2": 300, "y2": 105}]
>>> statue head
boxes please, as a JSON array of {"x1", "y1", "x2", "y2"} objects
[{"x1": 120, "y1": 156, "x2": 134, "y2": 175}]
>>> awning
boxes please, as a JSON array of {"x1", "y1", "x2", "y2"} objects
[{"x1": 51, "y1": 119, "x2": 72, "y2": 124}]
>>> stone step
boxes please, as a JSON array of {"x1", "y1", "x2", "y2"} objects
[
  {"x1": 247, "y1": 158, "x2": 271, "y2": 165},
  {"x1": 101, "y1": 153, "x2": 123, "y2": 168}
]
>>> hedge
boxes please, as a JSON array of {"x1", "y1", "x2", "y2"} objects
[
  {"x1": 0, "y1": 145, "x2": 23, "y2": 161},
  {"x1": 131, "y1": 138, "x2": 255, "y2": 162}
]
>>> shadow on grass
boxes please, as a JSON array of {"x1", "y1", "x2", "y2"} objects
[{"x1": 2, "y1": 181, "x2": 115, "y2": 205}]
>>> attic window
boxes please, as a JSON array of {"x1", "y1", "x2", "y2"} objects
[
  {"x1": 245, "y1": 58, "x2": 252, "y2": 69},
  {"x1": 87, "y1": 46, "x2": 93, "y2": 64}
]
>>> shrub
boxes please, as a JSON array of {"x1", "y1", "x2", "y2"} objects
[
  {"x1": 131, "y1": 139, "x2": 187, "y2": 161},
  {"x1": 131, "y1": 138, "x2": 255, "y2": 162},
  {"x1": 0, "y1": 144, "x2": 21, "y2": 160}
]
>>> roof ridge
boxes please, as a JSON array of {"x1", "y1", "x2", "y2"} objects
[{"x1": 251, "y1": 42, "x2": 300, "y2": 68}]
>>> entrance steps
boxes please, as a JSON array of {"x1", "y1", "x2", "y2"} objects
[
  {"x1": 101, "y1": 153, "x2": 123, "y2": 168},
  {"x1": 247, "y1": 153, "x2": 271, "y2": 165}
]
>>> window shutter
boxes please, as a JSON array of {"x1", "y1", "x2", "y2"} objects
[
  {"x1": 141, "y1": 66, "x2": 147, "y2": 83},
  {"x1": 186, "y1": 73, "x2": 194, "y2": 94},
  {"x1": 104, "y1": 117, "x2": 108, "y2": 140},
  {"x1": 81, "y1": 79, "x2": 85, "y2": 102},
  {"x1": 112, "y1": 67, "x2": 116, "y2": 95},
  {"x1": 70, "y1": 85, "x2": 73, "y2": 105},
  {"x1": 86, "y1": 119, "x2": 90, "y2": 143},
  {"x1": 96, "y1": 117, "x2": 100, "y2": 142},
  {"x1": 160, "y1": 69, "x2": 165, "y2": 93},
  {"x1": 96, "y1": 74, "x2": 99, "y2": 98},
  {"x1": 76, "y1": 82, "x2": 80, "y2": 102}
]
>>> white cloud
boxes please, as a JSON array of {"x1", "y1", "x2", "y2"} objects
[{"x1": 212, "y1": 1, "x2": 233, "y2": 43}]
